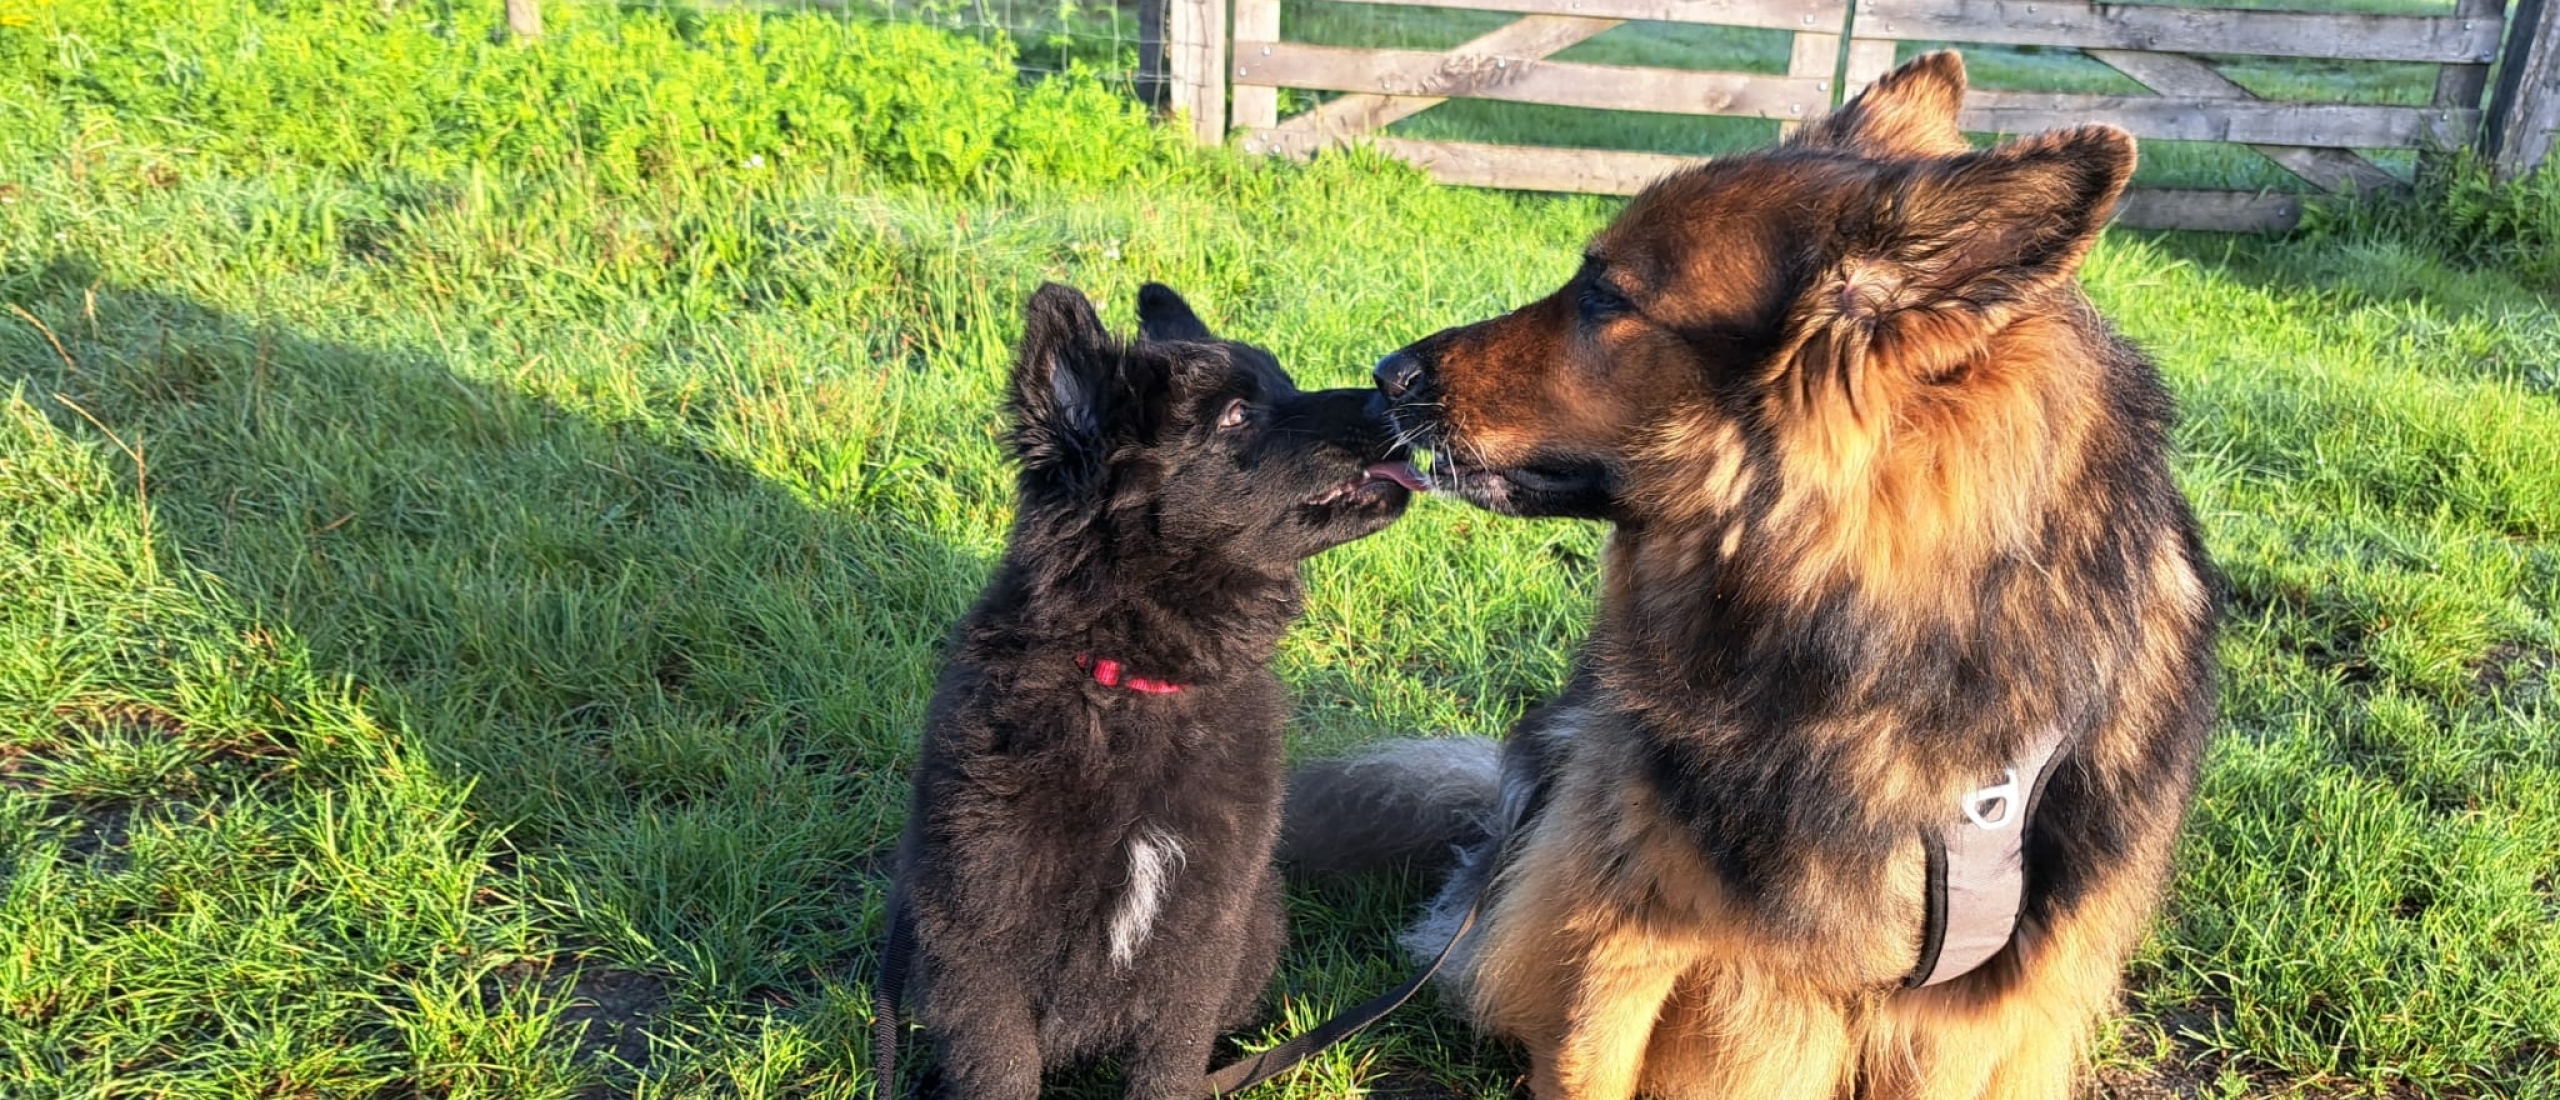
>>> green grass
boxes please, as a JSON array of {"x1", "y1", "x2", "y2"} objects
[{"x1": 1, "y1": 1, "x2": 2557, "y2": 1097}]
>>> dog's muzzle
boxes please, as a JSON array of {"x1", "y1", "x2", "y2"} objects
[{"x1": 1373, "y1": 350, "x2": 1428, "y2": 400}]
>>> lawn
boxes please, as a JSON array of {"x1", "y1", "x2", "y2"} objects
[{"x1": 1, "y1": 2, "x2": 2556, "y2": 1098}]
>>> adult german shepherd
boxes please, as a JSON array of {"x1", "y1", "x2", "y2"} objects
[{"x1": 1284, "y1": 53, "x2": 2219, "y2": 1099}]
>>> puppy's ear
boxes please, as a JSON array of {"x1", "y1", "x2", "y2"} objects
[
  {"x1": 1788, "y1": 51, "x2": 1971, "y2": 159},
  {"x1": 1012, "y1": 283, "x2": 1119, "y2": 486},
  {"x1": 1786, "y1": 125, "x2": 2133, "y2": 412},
  {"x1": 1135, "y1": 282, "x2": 1217, "y2": 342}
]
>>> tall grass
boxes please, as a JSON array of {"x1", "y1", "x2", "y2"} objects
[{"x1": 2310, "y1": 150, "x2": 2560, "y2": 292}]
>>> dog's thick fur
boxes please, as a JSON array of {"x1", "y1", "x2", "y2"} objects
[
  {"x1": 891, "y1": 283, "x2": 1415, "y2": 1099},
  {"x1": 1286, "y1": 53, "x2": 2220, "y2": 1100}
]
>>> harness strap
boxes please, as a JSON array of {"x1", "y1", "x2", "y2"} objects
[{"x1": 1904, "y1": 726, "x2": 2071, "y2": 989}]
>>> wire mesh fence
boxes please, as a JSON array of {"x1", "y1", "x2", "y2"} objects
[{"x1": 585, "y1": 0, "x2": 1170, "y2": 98}]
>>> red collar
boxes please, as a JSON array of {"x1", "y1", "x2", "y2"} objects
[{"x1": 1075, "y1": 653, "x2": 1186, "y2": 695}]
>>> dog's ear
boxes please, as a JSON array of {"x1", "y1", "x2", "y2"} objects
[
  {"x1": 1786, "y1": 125, "x2": 2133, "y2": 411},
  {"x1": 1012, "y1": 283, "x2": 1119, "y2": 486},
  {"x1": 1788, "y1": 51, "x2": 1971, "y2": 159},
  {"x1": 1135, "y1": 282, "x2": 1217, "y2": 342},
  {"x1": 1854, "y1": 124, "x2": 2133, "y2": 310}
]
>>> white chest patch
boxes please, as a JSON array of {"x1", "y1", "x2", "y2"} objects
[{"x1": 1109, "y1": 825, "x2": 1187, "y2": 967}]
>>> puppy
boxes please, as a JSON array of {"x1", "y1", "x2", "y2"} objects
[{"x1": 882, "y1": 282, "x2": 1421, "y2": 1099}]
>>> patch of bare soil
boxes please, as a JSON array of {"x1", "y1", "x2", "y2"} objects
[
  {"x1": 2095, "y1": 1061, "x2": 2218, "y2": 1100},
  {"x1": 3, "y1": 742, "x2": 139, "y2": 869},
  {"x1": 487, "y1": 958, "x2": 669, "y2": 1088},
  {"x1": 1364, "y1": 1063, "x2": 1474, "y2": 1100},
  {"x1": 2477, "y1": 641, "x2": 2556, "y2": 693}
]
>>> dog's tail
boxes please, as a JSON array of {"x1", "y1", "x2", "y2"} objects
[{"x1": 1280, "y1": 737, "x2": 1501, "y2": 878}]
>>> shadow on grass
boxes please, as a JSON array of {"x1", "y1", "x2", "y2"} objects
[
  {"x1": 1, "y1": 256, "x2": 991, "y2": 1087},
  {"x1": 1, "y1": 258, "x2": 1516, "y2": 1098}
]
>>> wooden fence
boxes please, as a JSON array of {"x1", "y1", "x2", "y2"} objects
[
  {"x1": 486, "y1": 0, "x2": 2554, "y2": 229},
  {"x1": 1224, "y1": 0, "x2": 1850, "y2": 193},
  {"x1": 1166, "y1": 0, "x2": 2560, "y2": 231}
]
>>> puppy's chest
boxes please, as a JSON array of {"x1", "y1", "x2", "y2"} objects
[
  {"x1": 939, "y1": 735, "x2": 1276, "y2": 904},
  {"x1": 973, "y1": 811, "x2": 1240, "y2": 972}
]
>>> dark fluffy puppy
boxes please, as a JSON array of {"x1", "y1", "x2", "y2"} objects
[{"x1": 885, "y1": 282, "x2": 1420, "y2": 1100}]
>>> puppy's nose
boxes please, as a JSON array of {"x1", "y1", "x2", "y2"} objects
[{"x1": 1374, "y1": 351, "x2": 1426, "y2": 399}]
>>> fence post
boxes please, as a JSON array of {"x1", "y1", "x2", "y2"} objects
[
  {"x1": 1777, "y1": 30, "x2": 1842, "y2": 137},
  {"x1": 2428, "y1": 0, "x2": 2504, "y2": 177},
  {"x1": 1139, "y1": 0, "x2": 1171, "y2": 109},
  {"x1": 1839, "y1": 2, "x2": 1897, "y2": 101},
  {"x1": 1166, "y1": 0, "x2": 1230, "y2": 144},
  {"x1": 2488, "y1": 0, "x2": 2559, "y2": 176},
  {"x1": 1232, "y1": 0, "x2": 1280, "y2": 135},
  {"x1": 505, "y1": 0, "x2": 542, "y2": 40}
]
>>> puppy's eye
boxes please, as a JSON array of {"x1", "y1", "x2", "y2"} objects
[{"x1": 1217, "y1": 399, "x2": 1250, "y2": 430}]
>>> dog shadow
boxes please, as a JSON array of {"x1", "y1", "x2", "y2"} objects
[
  {"x1": 0, "y1": 256, "x2": 992, "y2": 1086},
  {"x1": 0, "y1": 258, "x2": 1519, "y2": 1098}
]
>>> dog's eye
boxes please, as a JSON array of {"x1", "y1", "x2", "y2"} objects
[
  {"x1": 1217, "y1": 399, "x2": 1250, "y2": 430},
  {"x1": 1579, "y1": 280, "x2": 1632, "y2": 322}
]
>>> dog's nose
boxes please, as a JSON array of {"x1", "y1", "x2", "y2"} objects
[{"x1": 1374, "y1": 351, "x2": 1426, "y2": 399}]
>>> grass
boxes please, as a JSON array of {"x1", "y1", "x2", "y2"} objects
[{"x1": 0, "y1": 1, "x2": 2557, "y2": 1097}]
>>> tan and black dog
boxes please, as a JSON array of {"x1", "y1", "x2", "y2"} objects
[{"x1": 1284, "y1": 52, "x2": 2220, "y2": 1100}]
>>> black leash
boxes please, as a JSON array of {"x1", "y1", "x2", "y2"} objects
[
  {"x1": 1202, "y1": 899, "x2": 1478, "y2": 1097},
  {"x1": 872, "y1": 892, "x2": 914, "y2": 1100},
  {"x1": 867, "y1": 889, "x2": 1480, "y2": 1099}
]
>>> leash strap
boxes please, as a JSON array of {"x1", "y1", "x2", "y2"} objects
[
  {"x1": 866, "y1": 884, "x2": 1479, "y2": 1100},
  {"x1": 1201, "y1": 899, "x2": 1479, "y2": 1097},
  {"x1": 872, "y1": 893, "x2": 914, "y2": 1100},
  {"x1": 1904, "y1": 726, "x2": 2070, "y2": 988}
]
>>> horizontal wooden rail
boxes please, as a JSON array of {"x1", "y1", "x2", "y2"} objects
[
  {"x1": 1244, "y1": 15, "x2": 1624, "y2": 151},
  {"x1": 1244, "y1": 133, "x2": 2303, "y2": 230},
  {"x1": 1237, "y1": 43, "x2": 2477, "y2": 144},
  {"x1": 1852, "y1": 0, "x2": 2503, "y2": 64},
  {"x1": 2088, "y1": 49, "x2": 2400, "y2": 192},
  {"x1": 1233, "y1": 42, "x2": 1834, "y2": 120},
  {"x1": 1959, "y1": 92, "x2": 2477, "y2": 148},
  {"x1": 1246, "y1": 132, "x2": 1700, "y2": 191},
  {"x1": 2112, "y1": 189, "x2": 2301, "y2": 232},
  {"x1": 1304, "y1": 0, "x2": 1845, "y2": 32}
]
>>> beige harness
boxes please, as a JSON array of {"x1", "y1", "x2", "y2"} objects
[{"x1": 1905, "y1": 728, "x2": 2071, "y2": 988}]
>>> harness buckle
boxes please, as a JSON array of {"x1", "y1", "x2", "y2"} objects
[{"x1": 1961, "y1": 767, "x2": 2022, "y2": 830}]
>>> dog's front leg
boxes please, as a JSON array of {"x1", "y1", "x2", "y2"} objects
[
  {"x1": 1121, "y1": 1020, "x2": 1221, "y2": 1100},
  {"x1": 1119, "y1": 957, "x2": 1237, "y2": 1100},
  {"x1": 923, "y1": 980, "x2": 1042, "y2": 1100},
  {"x1": 1122, "y1": 892, "x2": 1263, "y2": 1100},
  {"x1": 1535, "y1": 923, "x2": 1684, "y2": 1100}
]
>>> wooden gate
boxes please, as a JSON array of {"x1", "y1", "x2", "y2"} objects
[
  {"x1": 1231, "y1": 0, "x2": 1849, "y2": 192},
  {"x1": 1160, "y1": 0, "x2": 2560, "y2": 231}
]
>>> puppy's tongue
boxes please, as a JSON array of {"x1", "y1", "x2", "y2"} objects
[{"x1": 1368, "y1": 461, "x2": 1428, "y2": 492}]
